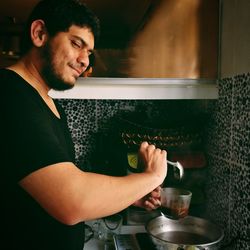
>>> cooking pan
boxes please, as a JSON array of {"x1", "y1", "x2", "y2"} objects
[{"x1": 145, "y1": 215, "x2": 224, "y2": 250}]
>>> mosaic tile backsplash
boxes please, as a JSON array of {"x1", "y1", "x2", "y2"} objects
[
  {"x1": 58, "y1": 72, "x2": 249, "y2": 249},
  {"x1": 59, "y1": 99, "x2": 210, "y2": 171},
  {"x1": 204, "y1": 72, "x2": 250, "y2": 249}
]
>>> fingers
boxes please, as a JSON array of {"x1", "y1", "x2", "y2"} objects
[
  {"x1": 161, "y1": 149, "x2": 167, "y2": 157},
  {"x1": 146, "y1": 144, "x2": 157, "y2": 154},
  {"x1": 144, "y1": 197, "x2": 161, "y2": 211},
  {"x1": 139, "y1": 142, "x2": 155, "y2": 156},
  {"x1": 140, "y1": 141, "x2": 149, "y2": 149},
  {"x1": 154, "y1": 186, "x2": 162, "y2": 192},
  {"x1": 140, "y1": 142, "x2": 166, "y2": 155},
  {"x1": 151, "y1": 186, "x2": 162, "y2": 199},
  {"x1": 145, "y1": 187, "x2": 162, "y2": 210}
]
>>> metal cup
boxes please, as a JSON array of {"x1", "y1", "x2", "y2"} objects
[{"x1": 160, "y1": 187, "x2": 192, "y2": 219}]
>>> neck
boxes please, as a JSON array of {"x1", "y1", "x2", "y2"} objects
[
  {"x1": 8, "y1": 56, "x2": 50, "y2": 99},
  {"x1": 8, "y1": 57, "x2": 61, "y2": 119}
]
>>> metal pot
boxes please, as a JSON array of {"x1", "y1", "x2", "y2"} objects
[{"x1": 145, "y1": 215, "x2": 224, "y2": 250}]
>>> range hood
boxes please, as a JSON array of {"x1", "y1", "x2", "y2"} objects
[
  {"x1": 49, "y1": 77, "x2": 218, "y2": 100},
  {"x1": 84, "y1": 0, "x2": 219, "y2": 80}
]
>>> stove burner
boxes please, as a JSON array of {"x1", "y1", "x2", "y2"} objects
[
  {"x1": 114, "y1": 233, "x2": 156, "y2": 250},
  {"x1": 135, "y1": 233, "x2": 157, "y2": 250}
]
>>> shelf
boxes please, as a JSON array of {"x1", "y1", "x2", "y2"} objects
[
  {"x1": 1, "y1": 52, "x2": 20, "y2": 59},
  {"x1": 49, "y1": 77, "x2": 218, "y2": 100}
]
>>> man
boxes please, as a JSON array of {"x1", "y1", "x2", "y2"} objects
[{"x1": 0, "y1": 0, "x2": 167, "y2": 249}]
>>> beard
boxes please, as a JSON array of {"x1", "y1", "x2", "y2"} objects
[{"x1": 40, "y1": 42, "x2": 75, "y2": 91}]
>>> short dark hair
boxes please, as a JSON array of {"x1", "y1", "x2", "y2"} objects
[{"x1": 20, "y1": 0, "x2": 100, "y2": 55}]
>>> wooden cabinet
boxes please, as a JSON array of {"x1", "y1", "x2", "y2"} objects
[{"x1": 0, "y1": 20, "x2": 23, "y2": 68}]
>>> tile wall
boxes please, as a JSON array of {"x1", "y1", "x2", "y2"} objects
[
  {"x1": 59, "y1": 99, "x2": 210, "y2": 172},
  {"x1": 205, "y1": 72, "x2": 250, "y2": 249}
]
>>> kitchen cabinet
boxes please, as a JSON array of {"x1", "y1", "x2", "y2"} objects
[{"x1": 0, "y1": 17, "x2": 23, "y2": 68}]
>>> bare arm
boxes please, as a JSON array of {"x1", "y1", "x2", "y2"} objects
[{"x1": 19, "y1": 142, "x2": 167, "y2": 225}]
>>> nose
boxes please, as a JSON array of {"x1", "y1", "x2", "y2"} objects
[{"x1": 77, "y1": 49, "x2": 89, "y2": 69}]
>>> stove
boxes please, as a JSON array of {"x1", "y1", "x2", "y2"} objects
[{"x1": 113, "y1": 233, "x2": 157, "y2": 250}]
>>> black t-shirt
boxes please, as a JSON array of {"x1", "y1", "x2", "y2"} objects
[{"x1": 0, "y1": 69, "x2": 85, "y2": 250}]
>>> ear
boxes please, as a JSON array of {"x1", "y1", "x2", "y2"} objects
[{"x1": 30, "y1": 19, "x2": 48, "y2": 47}]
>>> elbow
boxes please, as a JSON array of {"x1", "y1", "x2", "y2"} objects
[
  {"x1": 59, "y1": 214, "x2": 81, "y2": 226},
  {"x1": 47, "y1": 197, "x2": 96, "y2": 225},
  {"x1": 51, "y1": 211, "x2": 80, "y2": 226},
  {"x1": 49, "y1": 204, "x2": 86, "y2": 226}
]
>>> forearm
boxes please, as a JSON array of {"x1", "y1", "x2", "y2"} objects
[{"x1": 76, "y1": 171, "x2": 162, "y2": 221}]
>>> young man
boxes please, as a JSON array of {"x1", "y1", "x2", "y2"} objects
[{"x1": 0, "y1": 0, "x2": 167, "y2": 249}]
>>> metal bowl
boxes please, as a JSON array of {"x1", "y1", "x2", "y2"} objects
[{"x1": 145, "y1": 215, "x2": 224, "y2": 250}]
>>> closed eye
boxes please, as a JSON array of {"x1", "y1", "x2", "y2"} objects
[
  {"x1": 70, "y1": 36, "x2": 94, "y2": 56},
  {"x1": 71, "y1": 39, "x2": 81, "y2": 49}
]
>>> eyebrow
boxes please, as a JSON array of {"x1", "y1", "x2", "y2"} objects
[{"x1": 71, "y1": 35, "x2": 94, "y2": 54}]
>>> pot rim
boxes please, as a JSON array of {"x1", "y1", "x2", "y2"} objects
[{"x1": 145, "y1": 215, "x2": 224, "y2": 247}]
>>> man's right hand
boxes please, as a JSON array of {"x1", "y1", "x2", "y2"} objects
[{"x1": 138, "y1": 141, "x2": 167, "y2": 184}]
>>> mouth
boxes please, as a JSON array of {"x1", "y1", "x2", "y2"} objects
[
  {"x1": 69, "y1": 65, "x2": 83, "y2": 77},
  {"x1": 73, "y1": 68, "x2": 82, "y2": 77}
]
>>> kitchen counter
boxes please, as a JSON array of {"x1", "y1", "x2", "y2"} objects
[{"x1": 84, "y1": 222, "x2": 146, "y2": 250}]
